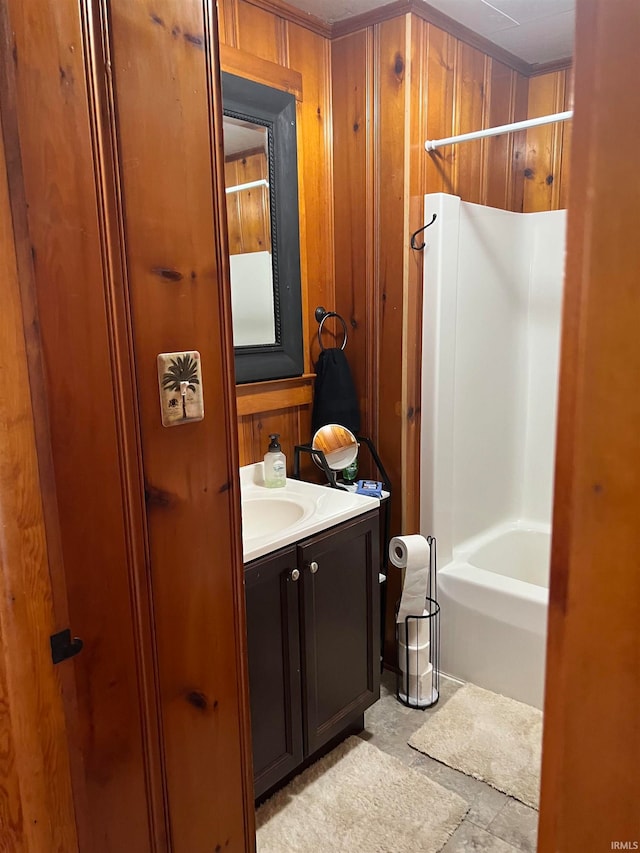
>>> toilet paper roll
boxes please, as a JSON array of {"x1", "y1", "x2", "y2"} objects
[
  {"x1": 398, "y1": 665, "x2": 437, "y2": 707},
  {"x1": 398, "y1": 639, "x2": 431, "y2": 675},
  {"x1": 390, "y1": 535, "x2": 431, "y2": 624},
  {"x1": 397, "y1": 610, "x2": 429, "y2": 645}
]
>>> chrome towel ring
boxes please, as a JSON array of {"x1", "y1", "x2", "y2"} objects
[{"x1": 315, "y1": 306, "x2": 348, "y2": 351}]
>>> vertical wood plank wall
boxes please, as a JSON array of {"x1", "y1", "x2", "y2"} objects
[
  {"x1": 4, "y1": 1, "x2": 167, "y2": 847},
  {"x1": 218, "y1": 1, "x2": 572, "y2": 662},
  {"x1": 218, "y1": 0, "x2": 334, "y2": 465},
  {"x1": 331, "y1": 13, "x2": 571, "y2": 659},
  {"x1": 107, "y1": 1, "x2": 254, "y2": 848},
  {"x1": 219, "y1": 0, "x2": 572, "y2": 478},
  {"x1": 3, "y1": 0, "x2": 256, "y2": 848},
  {"x1": 524, "y1": 69, "x2": 575, "y2": 212},
  {"x1": 225, "y1": 151, "x2": 271, "y2": 254},
  {"x1": 539, "y1": 1, "x2": 640, "y2": 846}
]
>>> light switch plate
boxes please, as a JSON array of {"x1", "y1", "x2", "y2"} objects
[{"x1": 157, "y1": 351, "x2": 204, "y2": 427}]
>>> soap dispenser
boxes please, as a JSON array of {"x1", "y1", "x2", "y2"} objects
[{"x1": 264, "y1": 433, "x2": 287, "y2": 488}]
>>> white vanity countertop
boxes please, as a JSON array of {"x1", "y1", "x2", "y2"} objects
[{"x1": 240, "y1": 462, "x2": 380, "y2": 563}]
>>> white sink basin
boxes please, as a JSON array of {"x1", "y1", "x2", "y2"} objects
[
  {"x1": 242, "y1": 496, "x2": 311, "y2": 540},
  {"x1": 240, "y1": 463, "x2": 380, "y2": 563}
]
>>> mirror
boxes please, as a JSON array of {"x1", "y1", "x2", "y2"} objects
[
  {"x1": 311, "y1": 424, "x2": 359, "y2": 471},
  {"x1": 221, "y1": 72, "x2": 304, "y2": 384}
]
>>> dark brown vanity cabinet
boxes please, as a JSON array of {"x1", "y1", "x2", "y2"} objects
[
  {"x1": 244, "y1": 545, "x2": 303, "y2": 798},
  {"x1": 244, "y1": 510, "x2": 380, "y2": 799}
]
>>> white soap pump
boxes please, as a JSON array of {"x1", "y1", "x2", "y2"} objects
[{"x1": 264, "y1": 433, "x2": 287, "y2": 488}]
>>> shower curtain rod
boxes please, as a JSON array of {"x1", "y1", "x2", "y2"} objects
[
  {"x1": 425, "y1": 110, "x2": 573, "y2": 152},
  {"x1": 225, "y1": 178, "x2": 269, "y2": 194}
]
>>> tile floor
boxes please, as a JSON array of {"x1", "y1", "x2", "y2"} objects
[{"x1": 358, "y1": 671, "x2": 539, "y2": 852}]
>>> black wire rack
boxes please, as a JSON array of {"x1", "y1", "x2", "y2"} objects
[{"x1": 395, "y1": 535, "x2": 440, "y2": 710}]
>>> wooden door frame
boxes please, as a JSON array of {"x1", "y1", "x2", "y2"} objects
[
  {"x1": 0, "y1": 1, "x2": 169, "y2": 847},
  {"x1": 539, "y1": 0, "x2": 640, "y2": 848},
  {"x1": 0, "y1": 0, "x2": 255, "y2": 850}
]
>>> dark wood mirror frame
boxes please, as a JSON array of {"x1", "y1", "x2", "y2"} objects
[{"x1": 221, "y1": 71, "x2": 304, "y2": 384}]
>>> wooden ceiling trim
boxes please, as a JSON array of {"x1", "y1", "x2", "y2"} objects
[
  {"x1": 330, "y1": 0, "x2": 411, "y2": 38},
  {"x1": 239, "y1": 0, "x2": 332, "y2": 38},
  {"x1": 231, "y1": 0, "x2": 572, "y2": 79},
  {"x1": 220, "y1": 43, "x2": 304, "y2": 100},
  {"x1": 244, "y1": 0, "x2": 571, "y2": 79},
  {"x1": 332, "y1": 0, "x2": 531, "y2": 75},
  {"x1": 528, "y1": 57, "x2": 573, "y2": 77}
]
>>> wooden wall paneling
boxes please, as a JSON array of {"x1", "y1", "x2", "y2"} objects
[
  {"x1": 225, "y1": 151, "x2": 270, "y2": 253},
  {"x1": 224, "y1": 160, "x2": 244, "y2": 253},
  {"x1": 219, "y1": 2, "x2": 334, "y2": 462},
  {"x1": 218, "y1": 0, "x2": 239, "y2": 47},
  {"x1": 236, "y1": 375, "x2": 314, "y2": 469},
  {"x1": 236, "y1": 374, "x2": 314, "y2": 417},
  {"x1": 0, "y1": 644, "x2": 24, "y2": 853},
  {"x1": 0, "y1": 96, "x2": 79, "y2": 853},
  {"x1": 508, "y1": 72, "x2": 529, "y2": 212},
  {"x1": 374, "y1": 15, "x2": 411, "y2": 661},
  {"x1": 205, "y1": 11, "x2": 258, "y2": 844},
  {"x1": 290, "y1": 72, "x2": 310, "y2": 378},
  {"x1": 237, "y1": 408, "x2": 311, "y2": 470},
  {"x1": 236, "y1": 0, "x2": 286, "y2": 64},
  {"x1": 452, "y1": 41, "x2": 489, "y2": 204},
  {"x1": 333, "y1": 0, "x2": 529, "y2": 76},
  {"x1": 5, "y1": 1, "x2": 165, "y2": 850},
  {"x1": 288, "y1": 23, "x2": 334, "y2": 375},
  {"x1": 296, "y1": 400, "x2": 312, "y2": 453},
  {"x1": 403, "y1": 15, "x2": 428, "y2": 539},
  {"x1": 107, "y1": 1, "x2": 253, "y2": 850},
  {"x1": 558, "y1": 66, "x2": 575, "y2": 211},
  {"x1": 237, "y1": 415, "x2": 257, "y2": 466},
  {"x1": 331, "y1": 30, "x2": 375, "y2": 444},
  {"x1": 423, "y1": 24, "x2": 456, "y2": 195},
  {"x1": 242, "y1": 152, "x2": 269, "y2": 251},
  {"x1": 484, "y1": 61, "x2": 516, "y2": 210},
  {"x1": 240, "y1": 0, "x2": 331, "y2": 39},
  {"x1": 523, "y1": 70, "x2": 567, "y2": 212},
  {"x1": 249, "y1": 408, "x2": 302, "y2": 466},
  {"x1": 539, "y1": 1, "x2": 640, "y2": 847}
]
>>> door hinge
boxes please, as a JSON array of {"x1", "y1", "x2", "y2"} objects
[{"x1": 50, "y1": 629, "x2": 84, "y2": 665}]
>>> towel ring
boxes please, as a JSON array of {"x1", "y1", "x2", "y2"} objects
[{"x1": 317, "y1": 310, "x2": 348, "y2": 352}]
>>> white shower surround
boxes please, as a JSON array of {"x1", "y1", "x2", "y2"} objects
[{"x1": 420, "y1": 193, "x2": 566, "y2": 707}]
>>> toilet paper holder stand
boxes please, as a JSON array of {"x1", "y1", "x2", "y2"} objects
[{"x1": 395, "y1": 535, "x2": 440, "y2": 710}]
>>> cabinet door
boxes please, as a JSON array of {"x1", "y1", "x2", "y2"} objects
[
  {"x1": 299, "y1": 512, "x2": 380, "y2": 755},
  {"x1": 245, "y1": 547, "x2": 303, "y2": 798}
]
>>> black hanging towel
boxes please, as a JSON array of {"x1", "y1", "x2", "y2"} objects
[{"x1": 311, "y1": 347, "x2": 361, "y2": 436}]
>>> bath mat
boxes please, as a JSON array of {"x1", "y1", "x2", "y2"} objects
[
  {"x1": 256, "y1": 736, "x2": 468, "y2": 853},
  {"x1": 408, "y1": 684, "x2": 542, "y2": 809}
]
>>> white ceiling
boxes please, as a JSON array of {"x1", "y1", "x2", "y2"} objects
[
  {"x1": 223, "y1": 117, "x2": 267, "y2": 157},
  {"x1": 292, "y1": 0, "x2": 575, "y2": 65}
]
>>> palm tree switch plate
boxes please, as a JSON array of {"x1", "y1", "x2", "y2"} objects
[{"x1": 157, "y1": 351, "x2": 204, "y2": 427}]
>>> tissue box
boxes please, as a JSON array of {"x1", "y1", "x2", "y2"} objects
[{"x1": 355, "y1": 479, "x2": 383, "y2": 497}]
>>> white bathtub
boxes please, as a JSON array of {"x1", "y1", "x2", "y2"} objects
[{"x1": 438, "y1": 522, "x2": 550, "y2": 708}]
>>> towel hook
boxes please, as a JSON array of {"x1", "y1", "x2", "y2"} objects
[
  {"x1": 315, "y1": 306, "x2": 348, "y2": 351},
  {"x1": 410, "y1": 213, "x2": 437, "y2": 251}
]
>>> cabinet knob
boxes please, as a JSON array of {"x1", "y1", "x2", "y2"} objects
[
  {"x1": 309, "y1": 561, "x2": 319, "y2": 574},
  {"x1": 290, "y1": 568, "x2": 300, "y2": 582}
]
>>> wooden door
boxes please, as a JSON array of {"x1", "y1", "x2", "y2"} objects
[
  {"x1": 539, "y1": 0, "x2": 640, "y2": 849},
  {"x1": 299, "y1": 512, "x2": 380, "y2": 755},
  {"x1": 245, "y1": 547, "x2": 303, "y2": 798},
  {"x1": 0, "y1": 0, "x2": 254, "y2": 851},
  {"x1": 0, "y1": 83, "x2": 79, "y2": 853}
]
